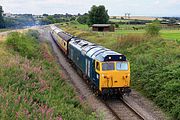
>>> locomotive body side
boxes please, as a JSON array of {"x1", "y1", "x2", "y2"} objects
[{"x1": 68, "y1": 38, "x2": 100, "y2": 88}]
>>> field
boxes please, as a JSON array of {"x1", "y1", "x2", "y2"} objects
[
  {"x1": 161, "y1": 30, "x2": 180, "y2": 41},
  {"x1": 110, "y1": 16, "x2": 162, "y2": 21},
  {"x1": 59, "y1": 22, "x2": 180, "y2": 120},
  {"x1": 64, "y1": 22, "x2": 180, "y2": 41},
  {"x1": 0, "y1": 30, "x2": 96, "y2": 119},
  {"x1": 117, "y1": 29, "x2": 180, "y2": 41}
]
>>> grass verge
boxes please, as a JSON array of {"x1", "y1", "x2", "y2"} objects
[{"x1": 0, "y1": 30, "x2": 96, "y2": 120}]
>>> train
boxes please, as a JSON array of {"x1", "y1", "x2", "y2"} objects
[{"x1": 50, "y1": 25, "x2": 131, "y2": 97}]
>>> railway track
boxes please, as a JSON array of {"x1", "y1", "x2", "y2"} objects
[
  {"x1": 103, "y1": 98, "x2": 144, "y2": 120},
  {"x1": 121, "y1": 98, "x2": 146, "y2": 120}
]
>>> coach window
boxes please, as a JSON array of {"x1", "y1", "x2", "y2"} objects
[{"x1": 96, "y1": 62, "x2": 100, "y2": 71}]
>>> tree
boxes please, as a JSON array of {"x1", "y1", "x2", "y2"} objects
[
  {"x1": 43, "y1": 14, "x2": 48, "y2": 17},
  {"x1": 88, "y1": 5, "x2": 109, "y2": 25},
  {"x1": 77, "y1": 13, "x2": 89, "y2": 24},
  {"x1": 70, "y1": 16, "x2": 76, "y2": 21},
  {"x1": 0, "y1": 6, "x2": 5, "y2": 28},
  {"x1": 146, "y1": 20, "x2": 161, "y2": 37}
]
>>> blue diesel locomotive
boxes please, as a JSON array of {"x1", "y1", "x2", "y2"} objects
[{"x1": 50, "y1": 25, "x2": 131, "y2": 96}]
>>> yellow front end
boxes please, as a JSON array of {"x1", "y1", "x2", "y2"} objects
[{"x1": 95, "y1": 61, "x2": 130, "y2": 93}]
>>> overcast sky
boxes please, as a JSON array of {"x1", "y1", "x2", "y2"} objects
[{"x1": 1, "y1": 0, "x2": 180, "y2": 16}]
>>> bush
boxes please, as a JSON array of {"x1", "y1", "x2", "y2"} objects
[
  {"x1": 26, "y1": 29, "x2": 40, "y2": 39},
  {"x1": 145, "y1": 20, "x2": 161, "y2": 37},
  {"x1": 115, "y1": 23, "x2": 119, "y2": 28},
  {"x1": 77, "y1": 13, "x2": 89, "y2": 24},
  {"x1": 6, "y1": 31, "x2": 41, "y2": 59}
]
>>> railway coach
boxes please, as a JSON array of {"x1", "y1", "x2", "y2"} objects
[
  {"x1": 50, "y1": 25, "x2": 131, "y2": 96},
  {"x1": 51, "y1": 25, "x2": 73, "y2": 55}
]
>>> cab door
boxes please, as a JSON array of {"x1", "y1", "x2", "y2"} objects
[{"x1": 95, "y1": 61, "x2": 101, "y2": 91}]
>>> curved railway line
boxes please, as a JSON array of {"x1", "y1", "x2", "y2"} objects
[{"x1": 39, "y1": 26, "x2": 159, "y2": 120}]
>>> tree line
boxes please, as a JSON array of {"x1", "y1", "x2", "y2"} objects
[
  {"x1": 40, "y1": 14, "x2": 76, "y2": 25},
  {"x1": 0, "y1": 5, "x2": 77, "y2": 28}
]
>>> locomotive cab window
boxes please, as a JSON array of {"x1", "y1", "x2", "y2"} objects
[
  {"x1": 102, "y1": 62, "x2": 114, "y2": 71},
  {"x1": 96, "y1": 61, "x2": 100, "y2": 71},
  {"x1": 116, "y1": 62, "x2": 128, "y2": 70}
]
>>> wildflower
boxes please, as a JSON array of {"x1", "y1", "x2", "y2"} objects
[
  {"x1": 56, "y1": 115, "x2": 63, "y2": 120},
  {"x1": 46, "y1": 108, "x2": 54, "y2": 120},
  {"x1": 16, "y1": 112, "x2": 19, "y2": 119},
  {"x1": 15, "y1": 96, "x2": 21, "y2": 104}
]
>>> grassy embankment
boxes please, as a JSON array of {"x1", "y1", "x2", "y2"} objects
[
  {"x1": 59, "y1": 22, "x2": 180, "y2": 120},
  {"x1": 0, "y1": 30, "x2": 96, "y2": 119}
]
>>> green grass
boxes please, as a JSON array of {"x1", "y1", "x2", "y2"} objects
[
  {"x1": 6, "y1": 31, "x2": 42, "y2": 59},
  {"x1": 161, "y1": 30, "x2": 180, "y2": 41},
  {"x1": 59, "y1": 22, "x2": 180, "y2": 120},
  {"x1": 0, "y1": 30, "x2": 96, "y2": 120}
]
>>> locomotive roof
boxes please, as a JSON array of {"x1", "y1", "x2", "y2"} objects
[
  {"x1": 50, "y1": 25, "x2": 57, "y2": 31},
  {"x1": 54, "y1": 28, "x2": 62, "y2": 33},
  {"x1": 51, "y1": 25, "x2": 126, "y2": 62},
  {"x1": 69, "y1": 38, "x2": 126, "y2": 62},
  {"x1": 51, "y1": 26, "x2": 72, "y2": 41}
]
